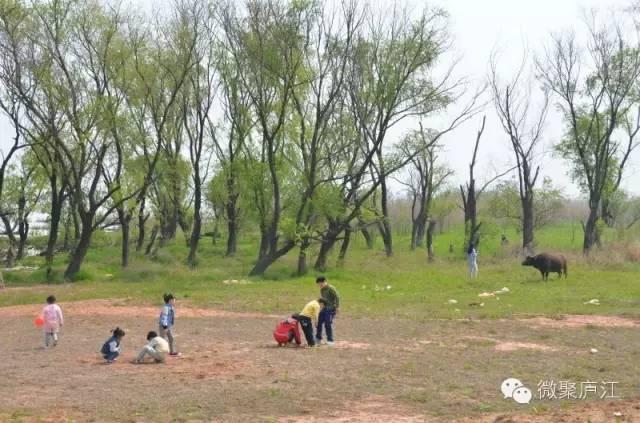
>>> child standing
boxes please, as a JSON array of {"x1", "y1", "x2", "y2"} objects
[
  {"x1": 315, "y1": 276, "x2": 340, "y2": 346},
  {"x1": 131, "y1": 331, "x2": 170, "y2": 364},
  {"x1": 294, "y1": 298, "x2": 326, "y2": 347},
  {"x1": 42, "y1": 295, "x2": 64, "y2": 348},
  {"x1": 159, "y1": 293, "x2": 179, "y2": 356},
  {"x1": 101, "y1": 327, "x2": 125, "y2": 363},
  {"x1": 467, "y1": 244, "x2": 479, "y2": 278}
]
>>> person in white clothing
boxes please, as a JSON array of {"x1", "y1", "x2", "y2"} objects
[
  {"x1": 131, "y1": 331, "x2": 170, "y2": 364},
  {"x1": 467, "y1": 244, "x2": 479, "y2": 278}
]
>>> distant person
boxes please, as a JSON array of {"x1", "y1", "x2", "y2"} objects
[
  {"x1": 101, "y1": 327, "x2": 125, "y2": 363},
  {"x1": 467, "y1": 244, "x2": 478, "y2": 278},
  {"x1": 131, "y1": 331, "x2": 170, "y2": 364},
  {"x1": 159, "y1": 293, "x2": 180, "y2": 356},
  {"x1": 293, "y1": 298, "x2": 326, "y2": 347},
  {"x1": 501, "y1": 234, "x2": 509, "y2": 246},
  {"x1": 42, "y1": 295, "x2": 64, "y2": 348},
  {"x1": 315, "y1": 276, "x2": 340, "y2": 346}
]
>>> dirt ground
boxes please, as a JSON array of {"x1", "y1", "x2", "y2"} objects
[{"x1": 1, "y1": 299, "x2": 639, "y2": 422}]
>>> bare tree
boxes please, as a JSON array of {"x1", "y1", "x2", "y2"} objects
[
  {"x1": 395, "y1": 124, "x2": 452, "y2": 252},
  {"x1": 490, "y1": 50, "x2": 549, "y2": 255},
  {"x1": 459, "y1": 116, "x2": 514, "y2": 251},
  {"x1": 537, "y1": 15, "x2": 640, "y2": 253}
]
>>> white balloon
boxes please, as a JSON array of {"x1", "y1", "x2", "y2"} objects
[
  {"x1": 501, "y1": 378, "x2": 523, "y2": 398},
  {"x1": 512, "y1": 386, "x2": 533, "y2": 404}
]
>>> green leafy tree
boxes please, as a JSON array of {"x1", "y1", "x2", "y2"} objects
[{"x1": 538, "y1": 16, "x2": 640, "y2": 253}]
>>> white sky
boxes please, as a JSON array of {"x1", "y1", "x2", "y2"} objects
[
  {"x1": 1, "y1": 0, "x2": 638, "y2": 199},
  {"x1": 423, "y1": 0, "x2": 640, "y2": 197}
]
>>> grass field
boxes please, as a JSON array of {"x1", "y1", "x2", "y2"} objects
[
  {"x1": 2, "y1": 223, "x2": 640, "y2": 320},
  {"x1": 1, "y1": 222, "x2": 639, "y2": 422}
]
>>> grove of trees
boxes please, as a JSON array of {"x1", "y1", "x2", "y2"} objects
[{"x1": 0, "y1": 0, "x2": 639, "y2": 281}]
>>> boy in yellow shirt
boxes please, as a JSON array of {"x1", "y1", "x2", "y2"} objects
[{"x1": 294, "y1": 298, "x2": 326, "y2": 347}]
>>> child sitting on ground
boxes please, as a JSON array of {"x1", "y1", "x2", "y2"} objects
[
  {"x1": 131, "y1": 331, "x2": 170, "y2": 364},
  {"x1": 101, "y1": 327, "x2": 125, "y2": 363},
  {"x1": 273, "y1": 316, "x2": 301, "y2": 346},
  {"x1": 42, "y1": 295, "x2": 64, "y2": 348}
]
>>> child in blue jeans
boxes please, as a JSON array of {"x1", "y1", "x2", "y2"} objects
[
  {"x1": 159, "y1": 293, "x2": 179, "y2": 356},
  {"x1": 101, "y1": 327, "x2": 125, "y2": 363}
]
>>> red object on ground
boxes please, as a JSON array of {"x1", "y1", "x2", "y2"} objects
[
  {"x1": 273, "y1": 317, "x2": 301, "y2": 346},
  {"x1": 34, "y1": 316, "x2": 44, "y2": 327}
]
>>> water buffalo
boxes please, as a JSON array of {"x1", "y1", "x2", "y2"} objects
[{"x1": 522, "y1": 253, "x2": 567, "y2": 281}]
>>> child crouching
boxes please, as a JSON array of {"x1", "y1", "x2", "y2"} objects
[
  {"x1": 101, "y1": 327, "x2": 125, "y2": 363},
  {"x1": 131, "y1": 331, "x2": 170, "y2": 364}
]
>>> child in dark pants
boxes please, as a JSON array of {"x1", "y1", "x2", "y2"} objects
[
  {"x1": 293, "y1": 298, "x2": 326, "y2": 347},
  {"x1": 101, "y1": 327, "x2": 125, "y2": 363},
  {"x1": 315, "y1": 276, "x2": 340, "y2": 346}
]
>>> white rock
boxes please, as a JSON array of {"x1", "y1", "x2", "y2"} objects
[
  {"x1": 613, "y1": 411, "x2": 623, "y2": 417},
  {"x1": 590, "y1": 348, "x2": 598, "y2": 354},
  {"x1": 479, "y1": 292, "x2": 495, "y2": 297},
  {"x1": 448, "y1": 299, "x2": 458, "y2": 304},
  {"x1": 584, "y1": 299, "x2": 600, "y2": 305}
]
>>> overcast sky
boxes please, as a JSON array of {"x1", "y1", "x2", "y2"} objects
[
  {"x1": 1, "y1": 0, "x2": 638, "y2": 199},
  {"x1": 422, "y1": 0, "x2": 639, "y2": 198}
]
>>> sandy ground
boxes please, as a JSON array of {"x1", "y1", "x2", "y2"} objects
[{"x1": 1, "y1": 300, "x2": 639, "y2": 422}]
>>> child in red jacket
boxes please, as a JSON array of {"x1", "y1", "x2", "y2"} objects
[{"x1": 273, "y1": 316, "x2": 301, "y2": 346}]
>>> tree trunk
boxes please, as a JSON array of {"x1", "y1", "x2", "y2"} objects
[
  {"x1": 426, "y1": 220, "x2": 436, "y2": 262},
  {"x1": 136, "y1": 197, "x2": 147, "y2": 252},
  {"x1": 410, "y1": 220, "x2": 418, "y2": 251},
  {"x1": 62, "y1": 209, "x2": 71, "y2": 252},
  {"x1": 17, "y1": 216, "x2": 28, "y2": 261},
  {"x1": 297, "y1": 238, "x2": 310, "y2": 275},
  {"x1": 72, "y1": 207, "x2": 81, "y2": 244},
  {"x1": 583, "y1": 206, "x2": 599, "y2": 254},
  {"x1": 45, "y1": 184, "x2": 64, "y2": 281},
  {"x1": 258, "y1": 225, "x2": 269, "y2": 260},
  {"x1": 337, "y1": 226, "x2": 351, "y2": 266},
  {"x1": 379, "y1": 175, "x2": 393, "y2": 257},
  {"x1": 145, "y1": 225, "x2": 159, "y2": 256},
  {"x1": 187, "y1": 180, "x2": 202, "y2": 267},
  {"x1": 0, "y1": 214, "x2": 16, "y2": 246},
  {"x1": 360, "y1": 225, "x2": 374, "y2": 249},
  {"x1": 314, "y1": 223, "x2": 341, "y2": 272},
  {"x1": 600, "y1": 198, "x2": 614, "y2": 227},
  {"x1": 521, "y1": 193, "x2": 535, "y2": 255},
  {"x1": 377, "y1": 220, "x2": 393, "y2": 257},
  {"x1": 178, "y1": 210, "x2": 190, "y2": 248},
  {"x1": 415, "y1": 217, "x2": 427, "y2": 249},
  {"x1": 15, "y1": 194, "x2": 27, "y2": 260},
  {"x1": 64, "y1": 216, "x2": 94, "y2": 281},
  {"x1": 225, "y1": 195, "x2": 239, "y2": 256},
  {"x1": 249, "y1": 241, "x2": 296, "y2": 276},
  {"x1": 116, "y1": 207, "x2": 131, "y2": 268},
  {"x1": 5, "y1": 245, "x2": 15, "y2": 268},
  {"x1": 159, "y1": 201, "x2": 178, "y2": 243}
]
